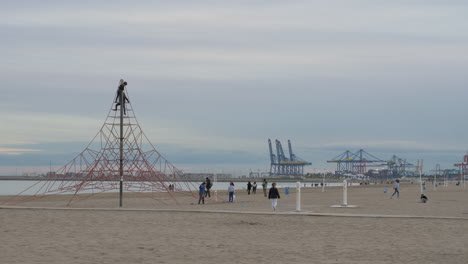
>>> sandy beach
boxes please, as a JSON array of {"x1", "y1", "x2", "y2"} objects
[{"x1": 1, "y1": 183, "x2": 467, "y2": 263}]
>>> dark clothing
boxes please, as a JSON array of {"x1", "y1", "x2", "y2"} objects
[
  {"x1": 228, "y1": 192, "x2": 234, "y2": 203},
  {"x1": 268, "y1": 188, "x2": 281, "y2": 199},
  {"x1": 115, "y1": 82, "x2": 129, "y2": 114},
  {"x1": 115, "y1": 92, "x2": 129, "y2": 104},
  {"x1": 205, "y1": 179, "x2": 212, "y2": 197},
  {"x1": 247, "y1": 182, "x2": 252, "y2": 195},
  {"x1": 420, "y1": 194, "x2": 428, "y2": 203}
]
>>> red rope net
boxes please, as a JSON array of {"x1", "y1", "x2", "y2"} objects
[{"x1": 3, "y1": 84, "x2": 198, "y2": 206}]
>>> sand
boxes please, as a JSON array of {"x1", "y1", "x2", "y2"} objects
[{"x1": 1, "y1": 183, "x2": 467, "y2": 263}]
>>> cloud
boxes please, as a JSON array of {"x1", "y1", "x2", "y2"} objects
[
  {"x1": 0, "y1": 141, "x2": 265, "y2": 168},
  {"x1": 4, "y1": 1, "x2": 467, "y2": 39},
  {"x1": 1, "y1": 1, "x2": 468, "y2": 173},
  {"x1": 0, "y1": 148, "x2": 42, "y2": 155},
  {"x1": 318, "y1": 140, "x2": 467, "y2": 152},
  {"x1": 0, "y1": 112, "x2": 103, "y2": 145}
]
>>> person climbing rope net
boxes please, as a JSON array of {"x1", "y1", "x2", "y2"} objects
[{"x1": 114, "y1": 79, "x2": 129, "y2": 115}]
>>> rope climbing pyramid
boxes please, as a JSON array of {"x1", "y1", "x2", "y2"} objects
[{"x1": 4, "y1": 80, "x2": 197, "y2": 206}]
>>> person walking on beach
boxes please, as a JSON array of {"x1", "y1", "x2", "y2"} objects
[
  {"x1": 198, "y1": 182, "x2": 206, "y2": 204},
  {"x1": 420, "y1": 193, "x2": 428, "y2": 203},
  {"x1": 228, "y1": 182, "x2": 235, "y2": 203},
  {"x1": 205, "y1": 177, "x2": 212, "y2": 198},
  {"x1": 262, "y1": 179, "x2": 268, "y2": 197},
  {"x1": 268, "y1": 183, "x2": 280, "y2": 211},
  {"x1": 247, "y1": 181, "x2": 252, "y2": 195},
  {"x1": 252, "y1": 182, "x2": 257, "y2": 195},
  {"x1": 390, "y1": 179, "x2": 400, "y2": 199}
]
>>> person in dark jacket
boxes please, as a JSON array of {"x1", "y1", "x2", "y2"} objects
[
  {"x1": 420, "y1": 193, "x2": 428, "y2": 203},
  {"x1": 205, "y1": 177, "x2": 212, "y2": 197},
  {"x1": 114, "y1": 79, "x2": 130, "y2": 115},
  {"x1": 268, "y1": 183, "x2": 281, "y2": 211},
  {"x1": 247, "y1": 181, "x2": 252, "y2": 195}
]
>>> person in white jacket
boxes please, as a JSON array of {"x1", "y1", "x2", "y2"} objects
[
  {"x1": 228, "y1": 182, "x2": 235, "y2": 203},
  {"x1": 390, "y1": 179, "x2": 400, "y2": 199}
]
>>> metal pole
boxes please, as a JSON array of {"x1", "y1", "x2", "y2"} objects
[
  {"x1": 119, "y1": 86, "x2": 124, "y2": 208},
  {"x1": 444, "y1": 172, "x2": 447, "y2": 187},
  {"x1": 342, "y1": 179, "x2": 348, "y2": 206},
  {"x1": 296, "y1": 181, "x2": 301, "y2": 211},
  {"x1": 419, "y1": 160, "x2": 423, "y2": 194},
  {"x1": 214, "y1": 173, "x2": 218, "y2": 202},
  {"x1": 419, "y1": 169, "x2": 423, "y2": 194},
  {"x1": 463, "y1": 166, "x2": 466, "y2": 189},
  {"x1": 322, "y1": 172, "x2": 325, "y2": 192}
]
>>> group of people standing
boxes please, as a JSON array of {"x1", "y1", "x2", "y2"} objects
[
  {"x1": 246, "y1": 181, "x2": 257, "y2": 195},
  {"x1": 225, "y1": 179, "x2": 281, "y2": 211},
  {"x1": 167, "y1": 184, "x2": 175, "y2": 192},
  {"x1": 197, "y1": 178, "x2": 280, "y2": 210},
  {"x1": 199, "y1": 177, "x2": 430, "y2": 209},
  {"x1": 198, "y1": 177, "x2": 213, "y2": 204}
]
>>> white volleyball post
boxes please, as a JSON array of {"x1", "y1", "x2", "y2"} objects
[
  {"x1": 419, "y1": 160, "x2": 424, "y2": 194},
  {"x1": 331, "y1": 178, "x2": 356, "y2": 208},
  {"x1": 214, "y1": 173, "x2": 218, "y2": 202},
  {"x1": 322, "y1": 172, "x2": 326, "y2": 192},
  {"x1": 419, "y1": 170, "x2": 423, "y2": 194},
  {"x1": 342, "y1": 179, "x2": 348, "y2": 206},
  {"x1": 296, "y1": 181, "x2": 301, "y2": 211},
  {"x1": 463, "y1": 166, "x2": 466, "y2": 189}
]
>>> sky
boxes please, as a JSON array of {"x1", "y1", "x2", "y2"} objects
[{"x1": 2, "y1": 0, "x2": 468, "y2": 175}]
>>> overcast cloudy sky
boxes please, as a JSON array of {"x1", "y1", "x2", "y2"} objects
[{"x1": 2, "y1": 0, "x2": 468, "y2": 175}]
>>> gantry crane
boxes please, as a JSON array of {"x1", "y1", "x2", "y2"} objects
[{"x1": 268, "y1": 139, "x2": 311, "y2": 177}]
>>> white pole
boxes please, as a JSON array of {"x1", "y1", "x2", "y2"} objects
[
  {"x1": 419, "y1": 170, "x2": 423, "y2": 194},
  {"x1": 463, "y1": 166, "x2": 466, "y2": 189},
  {"x1": 342, "y1": 179, "x2": 348, "y2": 206},
  {"x1": 214, "y1": 173, "x2": 218, "y2": 202},
  {"x1": 296, "y1": 181, "x2": 301, "y2": 211},
  {"x1": 419, "y1": 160, "x2": 423, "y2": 194},
  {"x1": 322, "y1": 172, "x2": 325, "y2": 192}
]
